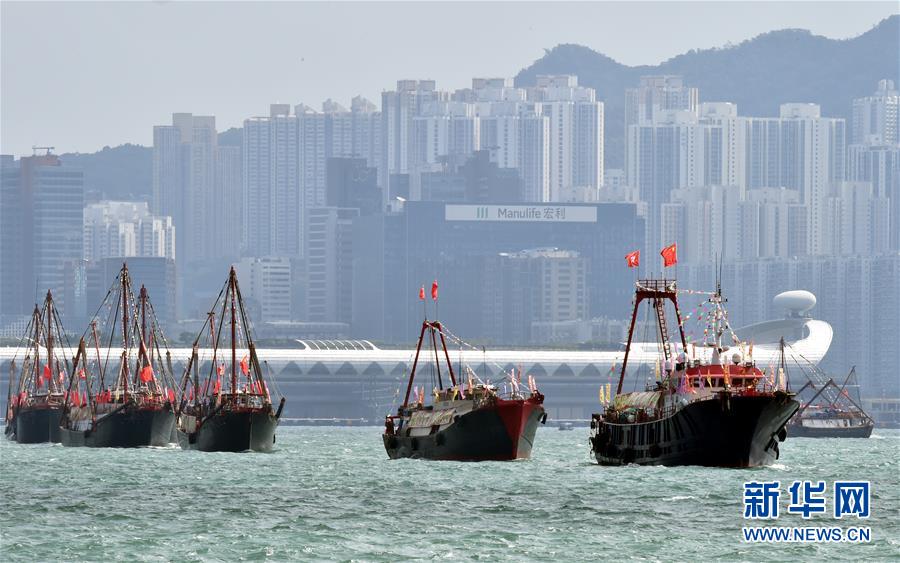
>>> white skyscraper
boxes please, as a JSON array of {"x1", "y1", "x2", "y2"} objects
[
  {"x1": 236, "y1": 256, "x2": 292, "y2": 323},
  {"x1": 741, "y1": 188, "x2": 807, "y2": 259},
  {"x1": 625, "y1": 75, "x2": 699, "y2": 133},
  {"x1": 851, "y1": 79, "x2": 899, "y2": 145},
  {"x1": 473, "y1": 78, "x2": 551, "y2": 202},
  {"x1": 83, "y1": 201, "x2": 175, "y2": 262},
  {"x1": 661, "y1": 184, "x2": 742, "y2": 264},
  {"x1": 242, "y1": 105, "x2": 301, "y2": 257},
  {"x1": 380, "y1": 80, "x2": 447, "y2": 199},
  {"x1": 826, "y1": 181, "x2": 891, "y2": 256},
  {"x1": 530, "y1": 75, "x2": 604, "y2": 201},
  {"x1": 744, "y1": 104, "x2": 846, "y2": 255},
  {"x1": 848, "y1": 143, "x2": 900, "y2": 250}
]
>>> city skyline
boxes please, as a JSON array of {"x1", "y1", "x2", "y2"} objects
[{"x1": 1, "y1": 1, "x2": 897, "y2": 156}]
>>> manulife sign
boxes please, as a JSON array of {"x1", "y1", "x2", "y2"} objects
[{"x1": 444, "y1": 204, "x2": 598, "y2": 223}]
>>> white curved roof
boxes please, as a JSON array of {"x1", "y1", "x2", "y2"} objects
[{"x1": 0, "y1": 318, "x2": 833, "y2": 374}]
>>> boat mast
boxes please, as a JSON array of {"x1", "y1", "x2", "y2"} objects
[
  {"x1": 32, "y1": 303, "x2": 40, "y2": 394},
  {"x1": 616, "y1": 280, "x2": 686, "y2": 395},
  {"x1": 230, "y1": 267, "x2": 237, "y2": 396},
  {"x1": 121, "y1": 265, "x2": 129, "y2": 402},
  {"x1": 46, "y1": 291, "x2": 55, "y2": 393}
]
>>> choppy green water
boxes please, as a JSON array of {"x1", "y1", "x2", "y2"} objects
[{"x1": 1, "y1": 427, "x2": 898, "y2": 561}]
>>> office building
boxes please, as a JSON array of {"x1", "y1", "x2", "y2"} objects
[
  {"x1": 352, "y1": 201, "x2": 643, "y2": 343},
  {"x1": 304, "y1": 207, "x2": 359, "y2": 324},
  {"x1": 236, "y1": 256, "x2": 293, "y2": 323},
  {"x1": 0, "y1": 152, "x2": 83, "y2": 319}
]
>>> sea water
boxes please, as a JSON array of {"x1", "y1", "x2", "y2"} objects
[{"x1": 1, "y1": 427, "x2": 898, "y2": 561}]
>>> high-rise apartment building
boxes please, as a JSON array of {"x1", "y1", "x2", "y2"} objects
[
  {"x1": 741, "y1": 188, "x2": 808, "y2": 259},
  {"x1": 847, "y1": 143, "x2": 900, "y2": 250},
  {"x1": 216, "y1": 145, "x2": 242, "y2": 257},
  {"x1": 625, "y1": 75, "x2": 699, "y2": 133},
  {"x1": 851, "y1": 79, "x2": 899, "y2": 145},
  {"x1": 83, "y1": 201, "x2": 175, "y2": 262},
  {"x1": 381, "y1": 80, "x2": 447, "y2": 200},
  {"x1": 531, "y1": 75, "x2": 604, "y2": 201},
  {"x1": 744, "y1": 104, "x2": 846, "y2": 255},
  {"x1": 152, "y1": 113, "x2": 220, "y2": 265}
]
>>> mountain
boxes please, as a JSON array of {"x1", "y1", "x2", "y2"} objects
[
  {"x1": 61, "y1": 144, "x2": 152, "y2": 202},
  {"x1": 514, "y1": 15, "x2": 900, "y2": 167}
]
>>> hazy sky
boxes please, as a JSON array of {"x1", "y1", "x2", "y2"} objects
[{"x1": 1, "y1": 1, "x2": 896, "y2": 156}]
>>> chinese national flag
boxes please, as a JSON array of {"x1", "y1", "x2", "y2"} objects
[
  {"x1": 431, "y1": 280, "x2": 438, "y2": 301},
  {"x1": 418, "y1": 286, "x2": 425, "y2": 301},
  {"x1": 660, "y1": 243, "x2": 678, "y2": 268},
  {"x1": 43, "y1": 365, "x2": 52, "y2": 381},
  {"x1": 240, "y1": 355, "x2": 250, "y2": 376},
  {"x1": 625, "y1": 250, "x2": 640, "y2": 268},
  {"x1": 139, "y1": 365, "x2": 154, "y2": 383}
]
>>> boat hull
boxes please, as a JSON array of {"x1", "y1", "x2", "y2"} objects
[
  {"x1": 15, "y1": 406, "x2": 62, "y2": 444},
  {"x1": 383, "y1": 399, "x2": 545, "y2": 461},
  {"x1": 60, "y1": 406, "x2": 175, "y2": 448},
  {"x1": 788, "y1": 421, "x2": 874, "y2": 438},
  {"x1": 591, "y1": 393, "x2": 798, "y2": 468},
  {"x1": 177, "y1": 409, "x2": 278, "y2": 452}
]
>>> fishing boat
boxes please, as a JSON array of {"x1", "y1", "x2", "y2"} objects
[
  {"x1": 589, "y1": 279, "x2": 798, "y2": 467},
  {"x1": 383, "y1": 318, "x2": 546, "y2": 461},
  {"x1": 787, "y1": 367, "x2": 874, "y2": 438},
  {"x1": 175, "y1": 266, "x2": 285, "y2": 452},
  {"x1": 4, "y1": 291, "x2": 71, "y2": 443},
  {"x1": 59, "y1": 265, "x2": 177, "y2": 448}
]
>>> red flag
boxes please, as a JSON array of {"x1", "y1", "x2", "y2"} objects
[
  {"x1": 240, "y1": 356, "x2": 250, "y2": 376},
  {"x1": 217, "y1": 363, "x2": 225, "y2": 376},
  {"x1": 213, "y1": 378, "x2": 221, "y2": 394},
  {"x1": 72, "y1": 392, "x2": 80, "y2": 407},
  {"x1": 431, "y1": 280, "x2": 438, "y2": 301},
  {"x1": 167, "y1": 388, "x2": 176, "y2": 403},
  {"x1": 43, "y1": 364, "x2": 51, "y2": 381},
  {"x1": 418, "y1": 286, "x2": 425, "y2": 301},
  {"x1": 78, "y1": 368, "x2": 86, "y2": 380},
  {"x1": 660, "y1": 243, "x2": 678, "y2": 267},
  {"x1": 139, "y1": 365, "x2": 154, "y2": 383},
  {"x1": 625, "y1": 250, "x2": 640, "y2": 268}
]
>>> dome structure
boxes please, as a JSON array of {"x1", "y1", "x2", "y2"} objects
[{"x1": 773, "y1": 290, "x2": 817, "y2": 317}]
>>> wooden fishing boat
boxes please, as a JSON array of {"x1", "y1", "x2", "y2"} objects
[
  {"x1": 59, "y1": 265, "x2": 177, "y2": 448},
  {"x1": 175, "y1": 266, "x2": 284, "y2": 452},
  {"x1": 5, "y1": 291, "x2": 71, "y2": 443}
]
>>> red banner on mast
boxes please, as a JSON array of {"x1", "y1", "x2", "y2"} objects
[
  {"x1": 625, "y1": 250, "x2": 640, "y2": 268},
  {"x1": 661, "y1": 243, "x2": 678, "y2": 267}
]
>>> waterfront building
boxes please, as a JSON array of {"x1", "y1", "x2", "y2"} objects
[{"x1": 352, "y1": 200, "x2": 643, "y2": 343}]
